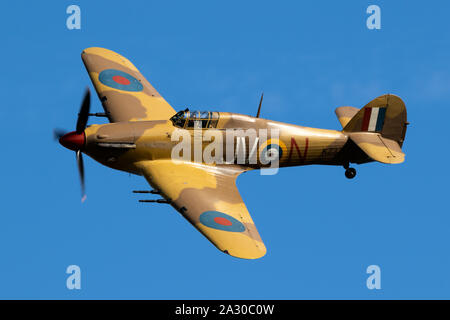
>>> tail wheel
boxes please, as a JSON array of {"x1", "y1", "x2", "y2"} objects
[{"x1": 345, "y1": 168, "x2": 356, "y2": 179}]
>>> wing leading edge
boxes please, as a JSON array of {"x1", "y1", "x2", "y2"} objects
[
  {"x1": 81, "y1": 47, "x2": 175, "y2": 122},
  {"x1": 136, "y1": 160, "x2": 267, "y2": 259}
]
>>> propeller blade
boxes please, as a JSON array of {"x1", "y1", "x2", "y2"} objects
[
  {"x1": 76, "y1": 88, "x2": 91, "y2": 134},
  {"x1": 76, "y1": 150, "x2": 86, "y2": 202},
  {"x1": 53, "y1": 128, "x2": 67, "y2": 141}
]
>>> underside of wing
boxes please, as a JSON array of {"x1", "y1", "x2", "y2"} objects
[
  {"x1": 81, "y1": 47, "x2": 176, "y2": 122},
  {"x1": 137, "y1": 160, "x2": 266, "y2": 259}
]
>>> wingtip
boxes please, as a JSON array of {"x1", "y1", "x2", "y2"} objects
[
  {"x1": 80, "y1": 47, "x2": 138, "y2": 72},
  {"x1": 222, "y1": 246, "x2": 267, "y2": 260},
  {"x1": 81, "y1": 47, "x2": 118, "y2": 58}
]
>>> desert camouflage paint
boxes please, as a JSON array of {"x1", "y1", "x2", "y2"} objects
[{"x1": 75, "y1": 47, "x2": 408, "y2": 259}]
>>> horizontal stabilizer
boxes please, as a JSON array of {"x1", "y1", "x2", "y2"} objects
[
  {"x1": 335, "y1": 106, "x2": 360, "y2": 128},
  {"x1": 349, "y1": 132, "x2": 405, "y2": 164}
]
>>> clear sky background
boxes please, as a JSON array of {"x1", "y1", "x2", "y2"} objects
[{"x1": 0, "y1": 1, "x2": 449, "y2": 299}]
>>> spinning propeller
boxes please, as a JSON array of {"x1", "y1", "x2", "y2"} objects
[{"x1": 56, "y1": 88, "x2": 91, "y2": 202}]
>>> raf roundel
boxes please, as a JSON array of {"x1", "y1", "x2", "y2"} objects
[
  {"x1": 199, "y1": 211, "x2": 246, "y2": 232},
  {"x1": 260, "y1": 143, "x2": 283, "y2": 163},
  {"x1": 98, "y1": 69, "x2": 143, "y2": 92}
]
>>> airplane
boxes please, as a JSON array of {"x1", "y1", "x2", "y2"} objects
[{"x1": 56, "y1": 47, "x2": 408, "y2": 259}]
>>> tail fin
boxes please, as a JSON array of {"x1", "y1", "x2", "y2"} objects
[
  {"x1": 343, "y1": 94, "x2": 407, "y2": 145},
  {"x1": 339, "y1": 94, "x2": 408, "y2": 164}
]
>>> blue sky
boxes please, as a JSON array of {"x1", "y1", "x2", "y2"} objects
[{"x1": 0, "y1": 0, "x2": 449, "y2": 299}]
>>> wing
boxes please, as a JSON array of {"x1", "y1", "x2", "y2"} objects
[
  {"x1": 137, "y1": 160, "x2": 267, "y2": 259},
  {"x1": 81, "y1": 47, "x2": 176, "y2": 122}
]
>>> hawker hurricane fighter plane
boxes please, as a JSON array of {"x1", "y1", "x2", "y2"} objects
[{"x1": 56, "y1": 47, "x2": 408, "y2": 259}]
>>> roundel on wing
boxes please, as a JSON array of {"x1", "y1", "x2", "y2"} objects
[
  {"x1": 199, "y1": 211, "x2": 246, "y2": 232},
  {"x1": 98, "y1": 69, "x2": 143, "y2": 92}
]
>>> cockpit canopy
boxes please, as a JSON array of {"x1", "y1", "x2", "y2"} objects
[{"x1": 170, "y1": 110, "x2": 220, "y2": 129}]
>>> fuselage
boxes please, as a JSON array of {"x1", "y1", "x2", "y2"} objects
[{"x1": 83, "y1": 112, "x2": 350, "y2": 175}]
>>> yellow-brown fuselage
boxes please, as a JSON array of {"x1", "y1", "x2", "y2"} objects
[{"x1": 82, "y1": 112, "x2": 351, "y2": 176}]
